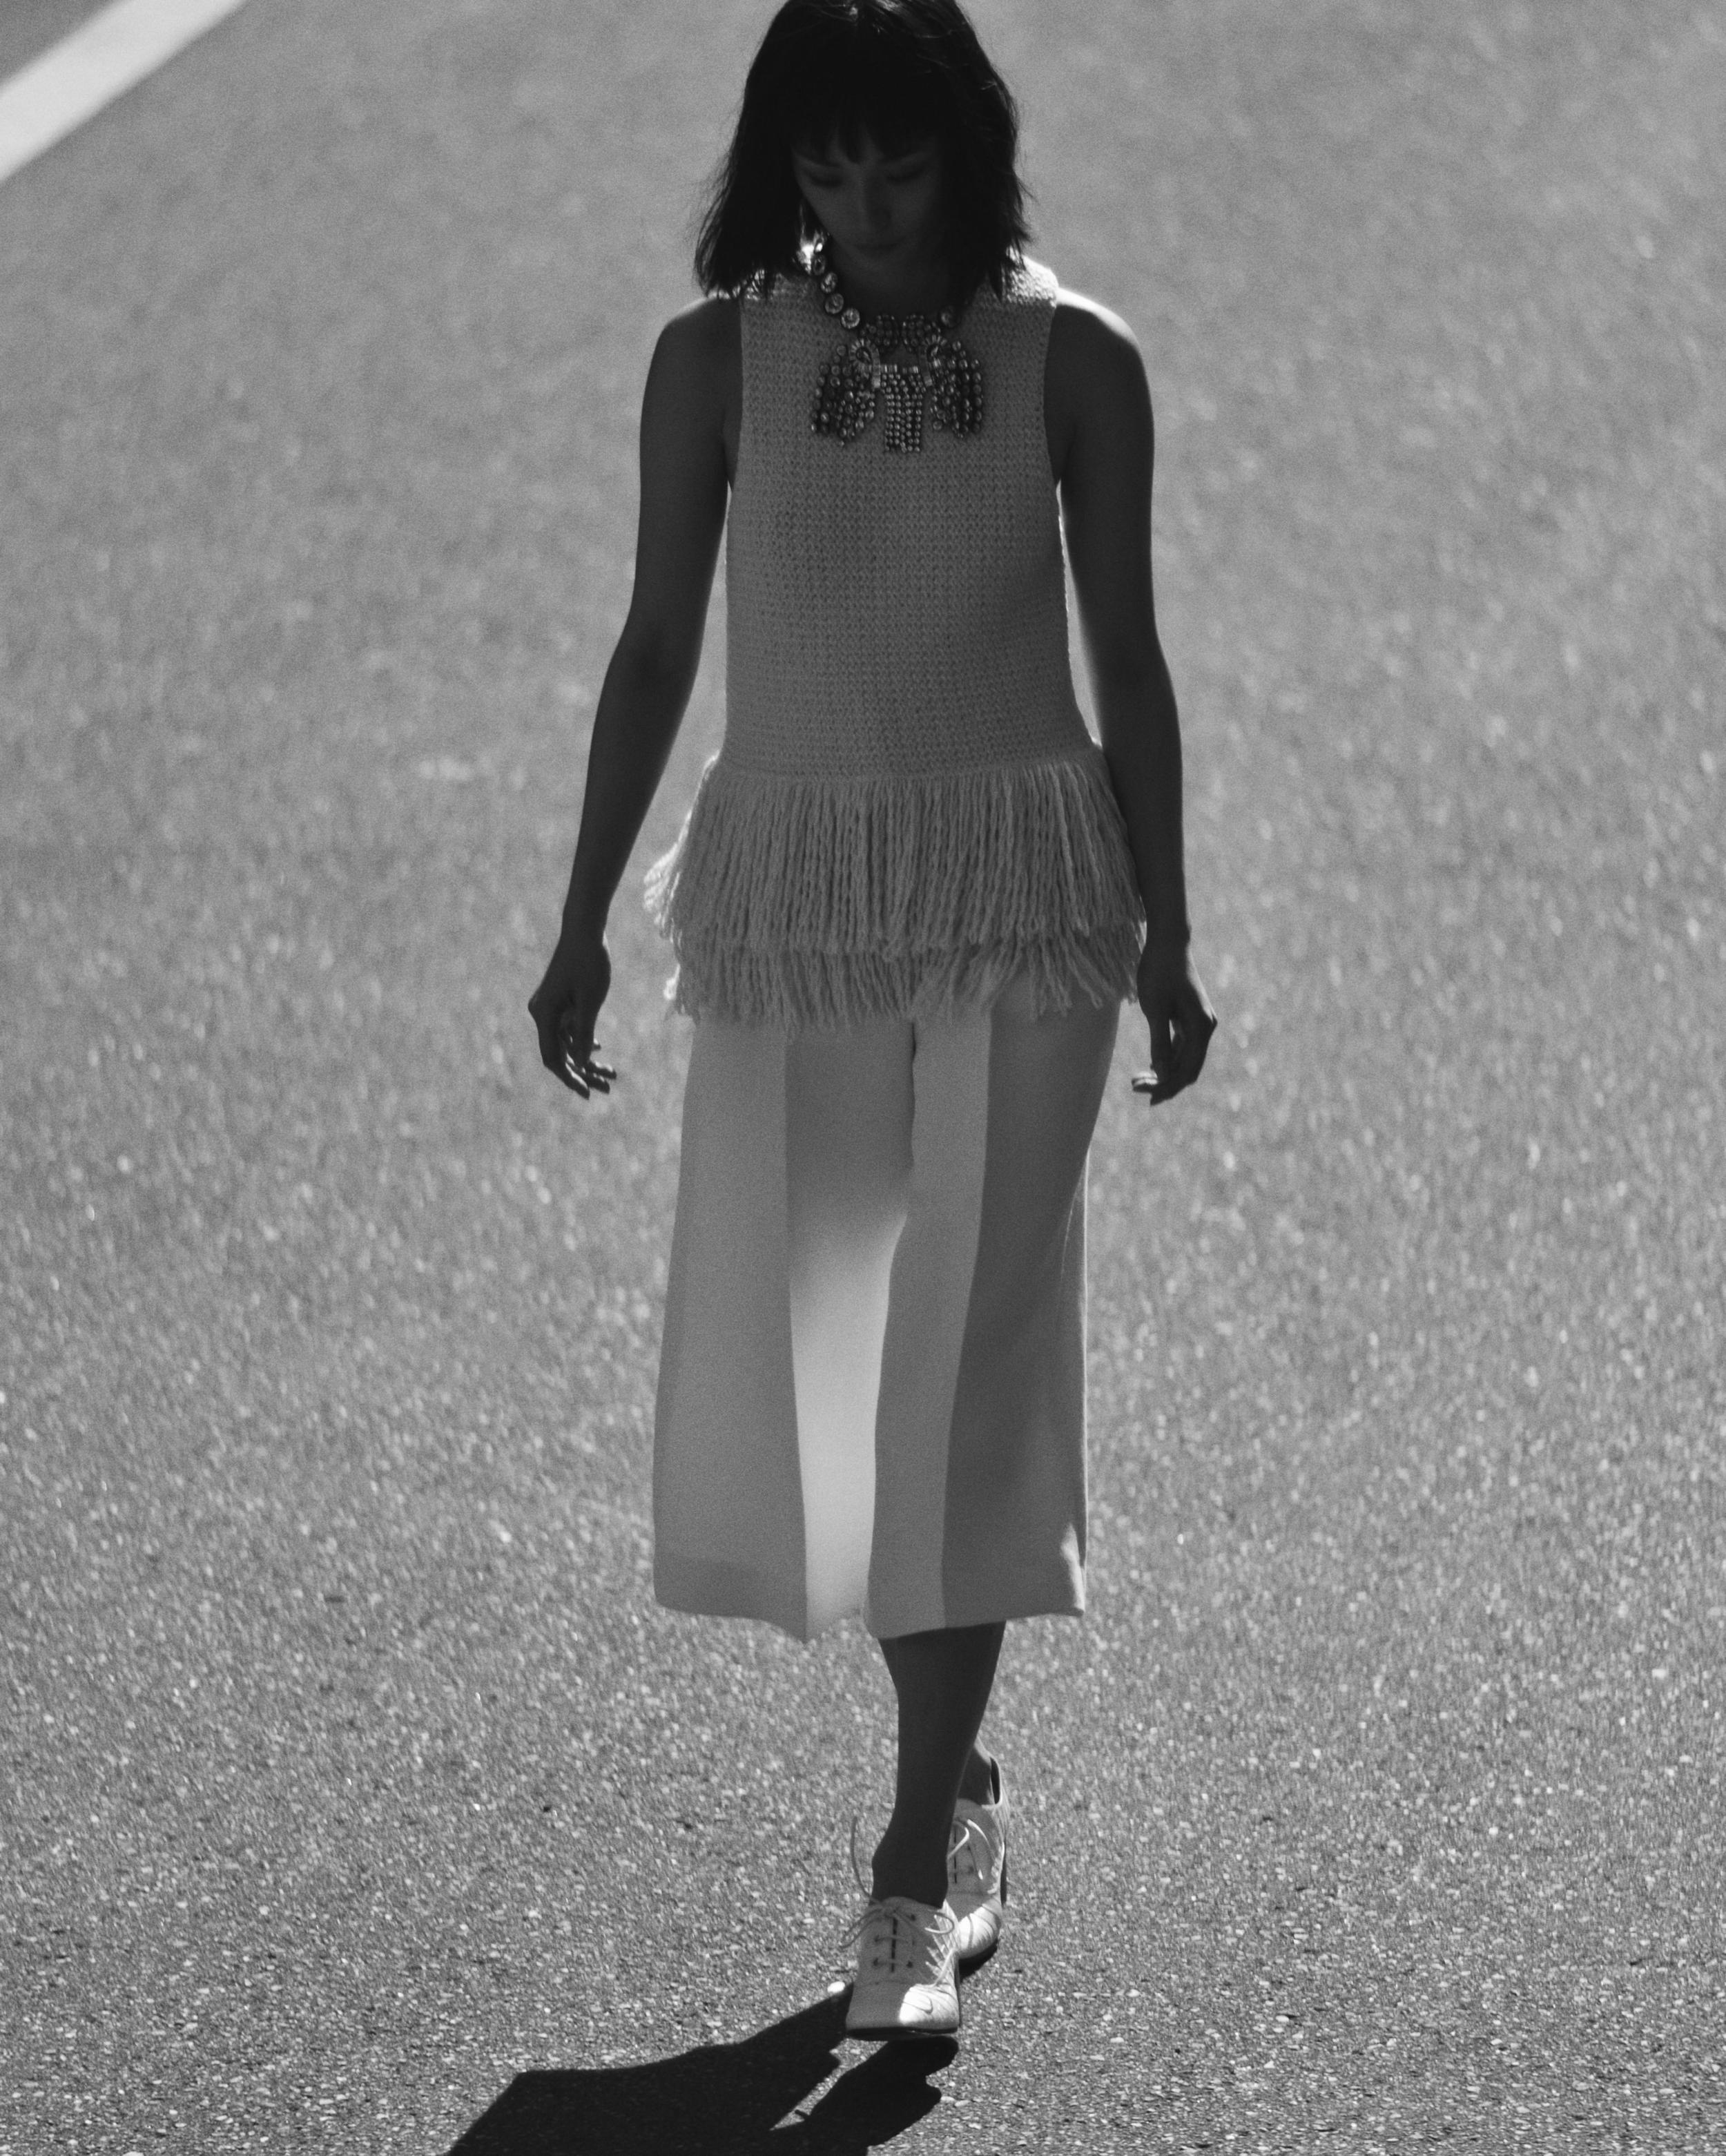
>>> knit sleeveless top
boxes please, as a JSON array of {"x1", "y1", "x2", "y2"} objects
[{"x1": 646, "y1": 256, "x2": 1144, "y2": 1029}]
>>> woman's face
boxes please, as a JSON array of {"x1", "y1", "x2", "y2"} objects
[{"x1": 790, "y1": 131, "x2": 944, "y2": 269}]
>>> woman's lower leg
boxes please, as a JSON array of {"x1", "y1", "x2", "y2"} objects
[{"x1": 871, "y1": 1621, "x2": 1005, "y2": 1907}]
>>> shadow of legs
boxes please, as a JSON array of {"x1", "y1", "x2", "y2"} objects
[{"x1": 447, "y1": 1993, "x2": 956, "y2": 2155}]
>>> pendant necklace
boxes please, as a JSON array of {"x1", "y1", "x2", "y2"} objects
[{"x1": 808, "y1": 239, "x2": 984, "y2": 453}]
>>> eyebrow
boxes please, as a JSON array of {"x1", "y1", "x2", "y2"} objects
[{"x1": 794, "y1": 148, "x2": 934, "y2": 173}]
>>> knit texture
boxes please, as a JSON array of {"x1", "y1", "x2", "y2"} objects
[{"x1": 649, "y1": 256, "x2": 1145, "y2": 1028}]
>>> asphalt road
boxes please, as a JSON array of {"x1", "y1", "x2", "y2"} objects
[
  {"x1": 0, "y1": 1, "x2": 115, "y2": 85},
  {"x1": 3, "y1": 1, "x2": 1723, "y2": 2150}
]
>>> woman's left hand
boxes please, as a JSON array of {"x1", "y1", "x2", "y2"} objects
[
  {"x1": 528, "y1": 927, "x2": 617, "y2": 1099},
  {"x1": 1130, "y1": 941, "x2": 1216, "y2": 1105}
]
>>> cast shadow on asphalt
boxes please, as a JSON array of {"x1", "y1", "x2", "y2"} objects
[{"x1": 446, "y1": 1990, "x2": 962, "y2": 2154}]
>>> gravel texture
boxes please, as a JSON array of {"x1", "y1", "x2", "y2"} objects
[{"x1": 2, "y1": 1, "x2": 1722, "y2": 2150}]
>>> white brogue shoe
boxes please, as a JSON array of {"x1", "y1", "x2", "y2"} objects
[
  {"x1": 843, "y1": 1895, "x2": 961, "y2": 2039},
  {"x1": 947, "y1": 1759, "x2": 1009, "y2": 1962}
]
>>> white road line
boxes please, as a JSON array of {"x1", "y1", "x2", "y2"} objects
[{"x1": 0, "y1": 0, "x2": 251, "y2": 189}]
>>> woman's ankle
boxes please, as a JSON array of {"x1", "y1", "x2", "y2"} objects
[
  {"x1": 956, "y1": 1742, "x2": 996, "y2": 1807},
  {"x1": 870, "y1": 1828, "x2": 948, "y2": 1910}
]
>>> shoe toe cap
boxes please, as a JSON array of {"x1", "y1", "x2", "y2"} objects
[{"x1": 846, "y1": 1981, "x2": 959, "y2": 2036}]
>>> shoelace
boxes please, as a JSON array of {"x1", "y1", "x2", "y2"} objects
[
  {"x1": 947, "y1": 1813, "x2": 992, "y2": 1893},
  {"x1": 841, "y1": 1815, "x2": 953, "y2": 1979},
  {"x1": 840, "y1": 1896, "x2": 951, "y2": 1980}
]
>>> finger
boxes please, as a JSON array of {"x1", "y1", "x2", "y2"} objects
[
  {"x1": 1161, "y1": 1040, "x2": 1203, "y2": 1099},
  {"x1": 1132, "y1": 1068, "x2": 1189, "y2": 1105},
  {"x1": 536, "y1": 992, "x2": 585, "y2": 1077},
  {"x1": 1131, "y1": 1059, "x2": 1185, "y2": 1099},
  {"x1": 1132, "y1": 996, "x2": 1206, "y2": 1100},
  {"x1": 1144, "y1": 1008, "x2": 1174, "y2": 1085},
  {"x1": 1160, "y1": 1025, "x2": 1197, "y2": 1094},
  {"x1": 1154, "y1": 1013, "x2": 1215, "y2": 1104},
  {"x1": 559, "y1": 1012, "x2": 596, "y2": 1070},
  {"x1": 1173, "y1": 1000, "x2": 1218, "y2": 1088}
]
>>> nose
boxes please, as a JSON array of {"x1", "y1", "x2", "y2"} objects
[{"x1": 857, "y1": 177, "x2": 894, "y2": 237}]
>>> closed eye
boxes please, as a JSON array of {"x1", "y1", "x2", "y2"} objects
[{"x1": 793, "y1": 159, "x2": 933, "y2": 186}]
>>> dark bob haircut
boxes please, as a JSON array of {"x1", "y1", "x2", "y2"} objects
[{"x1": 695, "y1": 0, "x2": 1031, "y2": 305}]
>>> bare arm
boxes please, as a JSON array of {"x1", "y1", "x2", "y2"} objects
[
  {"x1": 528, "y1": 298, "x2": 736, "y2": 1093},
  {"x1": 1048, "y1": 293, "x2": 1216, "y2": 1101}
]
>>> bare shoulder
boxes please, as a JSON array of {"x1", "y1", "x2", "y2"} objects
[
  {"x1": 1045, "y1": 285, "x2": 1152, "y2": 485},
  {"x1": 650, "y1": 296, "x2": 739, "y2": 401},
  {"x1": 1047, "y1": 287, "x2": 1150, "y2": 411},
  {"x1": 648, "y1": 296, "x2": 740, "y2": 474},
  {"x1": 657, "y1": 293, "x2": 739, "y2": 363}
]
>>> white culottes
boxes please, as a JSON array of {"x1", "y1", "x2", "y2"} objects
[{"x1": 652, "y1": 978, "x2": 1120, "y2": 1641}]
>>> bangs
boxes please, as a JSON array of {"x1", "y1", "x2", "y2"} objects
[{"x1": 775, "y1": 21, "x2": 948, "y2": 160}]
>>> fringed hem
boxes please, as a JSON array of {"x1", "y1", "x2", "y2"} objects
[
  {"x1": 645, "y1": 751, "x2": 1146, "y2": 1031},
  {"x1": 663, "y1": 925, "x2": 1143, "y2": 1032}
]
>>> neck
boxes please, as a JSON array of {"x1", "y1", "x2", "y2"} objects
[{"x1": 821, "y1": 237, "x2": 951, "y2": 319}]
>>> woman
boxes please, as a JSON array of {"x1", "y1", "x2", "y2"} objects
[{"x1": 530, "y1": 0, "x2": 1215, "y2": 2039}]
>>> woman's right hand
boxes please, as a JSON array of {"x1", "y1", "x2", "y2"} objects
[{"x1": 528, "y1": 928, "x2": 616, "y2": 1099}]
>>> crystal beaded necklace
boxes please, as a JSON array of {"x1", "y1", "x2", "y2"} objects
[{"x1": 808, "y1": 239, "x2": 984, "y2": 454}]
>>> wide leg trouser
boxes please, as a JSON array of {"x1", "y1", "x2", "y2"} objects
[{"x1": 652, "y1": 978, "x2": 1119, "y2": 1642}]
